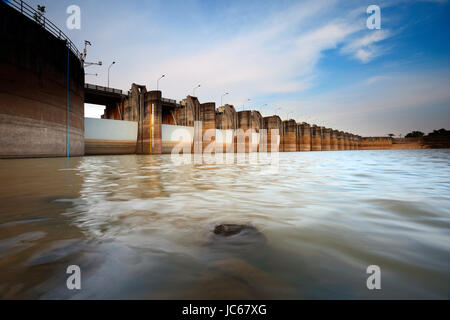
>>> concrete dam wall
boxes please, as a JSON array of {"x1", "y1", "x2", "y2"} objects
[
  {"x1": 3, "y1": 2, "x2": 446, "y2": 158},
  {"x1": 0, "y1": 2, "x2": 85, "y2": 158}
]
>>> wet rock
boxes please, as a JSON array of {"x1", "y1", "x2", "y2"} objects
[
  {"x1": 206, "y1": 224, "x2": 268, "y2": 261},
  {"x1": 213, "y1": 224, "x2": 258, "y2": 237},
  {"x1": 210, "y1": 224, "x2": 266, "y2": 246}
]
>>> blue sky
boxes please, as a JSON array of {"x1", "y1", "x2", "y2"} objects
[{"x1": 21, "y1": 0, "x2": 450, "y2": 136}]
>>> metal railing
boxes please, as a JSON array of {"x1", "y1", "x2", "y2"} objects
[
  {"x1": 85, "y1": 83, "x2": 124, "y2": 95},
  {"x1": 161, "y1": 97, "x2": 177, "y2": 104},
  {"x1": 4, "y1": 0, "x2": 82, "y2": 60}
]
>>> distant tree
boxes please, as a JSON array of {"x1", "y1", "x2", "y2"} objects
[
  {"x1": 33, "y1": 5, "x2": 46, "y2": 25},
  {"x1": 405, "y1": 131, "x2": 424, "y2": 138},
  {"x1": 428, "y1": 128, "x2": 450, "y2": 137},
  {"x1": 387, "y1": 133, "x2": 395, "y2": 138}
]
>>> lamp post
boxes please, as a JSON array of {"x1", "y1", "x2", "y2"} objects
[
  {"x1": 260, "y1": 103, "x2": 268, "y2": 114},
  {"x1": 286, "y1": 111, "x2": 293, "y2": 120},
  {"x1": 221, "y1": 92, "x2": 229, "y2": 106},
  {"x1": 107, "y1": 61, "x2": 116, "y2": 88},
  {"x1": 193, "y1": 84, "x2": 201, "y2": 96},
  {"x1": 157, "y1": 74, "x2": 165, "y2": 90},
  {"x1": 242, "y1": 98, "x2": 251, "y2": 111}
]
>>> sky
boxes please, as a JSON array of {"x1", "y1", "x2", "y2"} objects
[{"x1": 21, "y1": 0, "x2": 450, "y2": 136}]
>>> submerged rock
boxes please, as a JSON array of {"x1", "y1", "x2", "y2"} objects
[
  {"x1": 213, "y1": 224, "x2": 258, "y2": 237},
  {"x1": 207, "y1": 224, "x2": 268, "y2": 260},
  {"x1": 211, "y1": 224, "x2": 266, "y2": 244}
]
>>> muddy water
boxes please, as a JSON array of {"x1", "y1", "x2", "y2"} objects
[{"x1": 0, "y1": 150, "x2": 449, "y2": 299}]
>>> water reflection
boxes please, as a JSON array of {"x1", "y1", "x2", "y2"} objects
[{"x1": 0, "y1": 150, "x2": 449, "y2": 299}]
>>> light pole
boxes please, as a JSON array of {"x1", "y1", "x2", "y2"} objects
[
  {"x1": 221, "y1": 92, "x2": 229, "y2": 106},
  {"x1": 286, "y1": 111, "x2": 293, "y2": 120},
  {"x1": 107, "y1": 61, "x2": 116, "y2": 88},
  {"x1": 260, "y1": 103, "x2": 268, "y2": 114},
  {"x1": 157, "y1": 74, "x2": 165, "y2": 90},
  {"x1": 242, "y1": 98, "x2": 251, "y2": 111},
  {"x1": 192, "y1": 84, "x2": 201, "y2": 96}
]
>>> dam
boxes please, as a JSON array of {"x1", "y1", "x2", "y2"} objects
[
  {"x1": 1, "y1": 0, "x2": 450, "y2": 302},
  {"x1": 0, "y1": 0, "x2": 447, "y2": 159}
]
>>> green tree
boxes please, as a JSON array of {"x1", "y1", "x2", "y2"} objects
[
  {"x1": 387, "y1": 133, "x2": 395, "y2": 138},
  {"x1": 428, "y1": 128, "x2": 450, "y2": 137},
  {"x1": 405, "y1": 131, "x2": 424, "y2": 138}
]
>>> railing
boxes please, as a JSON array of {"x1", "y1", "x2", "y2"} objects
[
  {"x1": 4, "y1": 0, "x2": 82, "y2": 60},
  {"x1": 161, "y1": 97, "x2": 177, "y2": 104},
  {"x1": 85, "y1": 83, "x2": 124, "y2": 95}
]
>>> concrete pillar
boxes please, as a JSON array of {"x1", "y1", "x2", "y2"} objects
[
  {"x1": 137, "y1": 90, "x2": 161, "y2": 154},
  {"x1": 343, "y1": 132, "x2": 349, "y2": 150},
  {"x1": 263, "y1": 116, "x2": 282, "y2": 152},
  {"x1": 297, "y1": 123, "x2": 311, "y2": 151},
  {"x1": 252, "y1": 111, "x2": 264, "y2": 152},
  {"x1": 215, "y1": 104, "x2": 237, "y2": 153},
  {"x1": 201, "y1": 102, "x2": 216, "y2": 153},
  {"x1": 311, "y1": 125, "x2": 322, "y2": 151},
  {"x1": 330, "y1": 130, "x2": 339, "y2": 151},
  {"x1": 321, "y1": 128, "x2": 331, "y2": 151},
  {"x1": 237, "y1": 110, "x2": 253, "y2": 153},
  {"x1": 337, "y1": 131, "x2": 345, "y2": 150},
  {"x1": 282, "y1": 119, "x2": 297, "y2": 152}
]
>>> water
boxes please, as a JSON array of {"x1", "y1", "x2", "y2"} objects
[{"x1": 0, "y1": 150, "x2": 449, "y2": 299}]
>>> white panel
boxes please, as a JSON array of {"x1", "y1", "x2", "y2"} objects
[{"x1": 84, "y1": 118, "x2": 138, "y2": 141}]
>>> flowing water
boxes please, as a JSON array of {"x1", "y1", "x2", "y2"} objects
[{"x1": 0, "y1": 150, "x2": 449, "y2": 299}]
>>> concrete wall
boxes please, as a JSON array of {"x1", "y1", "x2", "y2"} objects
[
  {"x1": 0, "y1": 3, "x2": 84, "y2": 158},
  {"x1": 360, "y1": 137, "x2": 393, "y2": 150},
  {"x1": 321, "y1": 128, "x2": 331, "y2": 151},
  {"x1": 297, "y1": 123, "x2": 311, "y2": 151},
  {"x1": 282, "y1": 120, "x2": 297, "y2": 152},
  {"x1": 263, "y1": 116, "x2": 282, "y2": 152},
  {"x1": 337, "y1": 131, "x2": 345, "y2": 150},
  {"x1": 330, "y1": 130, "x2": 338, "y2": 151},
  {"x1": 85, "y1": 118, "x2": 137, "y2": 155},
  {"x1": 311, "y1": 125, "x2": 322, "y2": 151}
]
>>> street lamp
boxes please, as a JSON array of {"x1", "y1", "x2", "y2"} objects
[
  {"x1": 221, "y1": 92, "x2": 229, "y2": 106},
  {"x1": 260, "y1": 103, "x2": 268, "y2": 114},
  {"x1": 193, "y1": 84, "x2": 201, "y2": 96},
  {"x1": 107, "y1": 61, "x2": 116, "y2": 88},
  {"x1": 157, "y1": 74, "x2": 165, "y2": 90},
  {"x1": 242, "y1": 98, "x2": 251, "y2": 111},
  {"x1": 272, "y1": 107, "x2": 281, "y2": 117},
  {"x1": 286, "y1": 111, "x2": 293, "y2": 120}
]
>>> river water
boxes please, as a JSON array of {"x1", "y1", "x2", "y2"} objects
[{"x1": 0, "y1": 150, "x2": 449, "y2": 299}]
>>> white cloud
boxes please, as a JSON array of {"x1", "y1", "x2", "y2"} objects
[
  {"x1": 273, "y1": 68, "x2": 450, "y2": 136},
  {"x1": 132, "y1": 0, "x2": 366, "y2": 103},
  {"x1": 341, "y1": 29, "x2": 391, "y2": 63}
]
